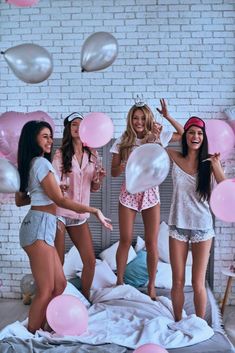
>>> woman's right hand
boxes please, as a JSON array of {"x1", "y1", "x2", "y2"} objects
[{"x1": 95, "y1": 209, "x2": 113, "y2": 230}]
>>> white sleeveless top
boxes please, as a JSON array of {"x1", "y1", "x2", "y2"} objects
[{"x1": 168, "y1": 162, "x2": 213, "y2": 230}]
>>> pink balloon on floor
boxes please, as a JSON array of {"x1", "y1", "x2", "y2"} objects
[
  {"x1": 134, "y1": 343, "x2": 168, "y2": 353},
  {"x1": 6, "y1": 0, "x2": 39, "y2": 6},
  {"x1": 46, "y1": 294, "x2": 88, "y2": 336},
  {"x1": 0, "y1": 111, "x2": 55, "y2": 165},
  {"x1": 79, "y1": 112, "x2": 114, "y2": 148},
  {"x1": 205, "y1": 120, "x2": 235, "y2": 160},
  {"x1": 210, "y1": 179, "x2": 235, "y2": 222}
]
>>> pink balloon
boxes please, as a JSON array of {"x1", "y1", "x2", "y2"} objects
[
  {"x1": 0, "y1": 111, "x2": 55, "y2": 165},
  {"x1": 6, "y1": 0, "x2": 39, "y2": 6},
  {"x1": 134, "y1": 343, "x2": 168, "y2": 353},
  {"x1": 205, "y1": 120, "x2": 235, "y2": 160},
  {"x1": 46, "y1": 294, "x2": 88, "y2": 336},
  {"x1": 210, "y1": 179, "x2": 235, "y2": 222},
  {"x1": 229, "y1": 120, "x2": 235, "y2": 135},
  {"x1": 79, "y1": 112, "x2": 114, "y2": 148}
]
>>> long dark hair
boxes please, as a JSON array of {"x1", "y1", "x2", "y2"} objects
[
  {"x1": 17, "y1": 120, "x2": 53, "y2": 192},
  {"x1": 182, "y1": 128, "x2": 212, "y2": 201},
  {"x1": 60, "y1": 121, "x2": 93, "y2": 175}
]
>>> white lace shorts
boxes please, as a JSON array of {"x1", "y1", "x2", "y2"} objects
[
  {"x1": 57, "y1": 216, "x2": 87, "y2": 227},
  {"x1": 169, "y1": 225, "x2": 215, "y2": 243}
]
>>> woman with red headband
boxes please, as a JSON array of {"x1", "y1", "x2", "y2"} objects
[{"x1": 158, "y1": 106, "x2": 226, "y2": 321}]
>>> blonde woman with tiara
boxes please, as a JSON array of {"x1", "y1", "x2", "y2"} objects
[{"x1": 110, "y1": 98, "x2": 184, "y2": 299}]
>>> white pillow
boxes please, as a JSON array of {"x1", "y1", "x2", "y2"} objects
[
  {"x1": 153, "y1": 261, "x2": 192, "y2": 289},
  {"x1": 63, "y1": 281, "x2": 91, "y2": 309},
  {"x1": 99, "y1": 242, "x2": 137, "y2": 271},
  {"x1": 63, "y1": 246, "x2": 83, "y2": 279},
  {"x1": 78, "y1": 260, "x2": 117, "y2": 290},
  {"x1": 135, "y1": 236, "x2": 145, "y2": 252}
]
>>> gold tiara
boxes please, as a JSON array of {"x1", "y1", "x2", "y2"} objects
[{"x1": 134, "y1": 94, "x2": 146, "y2": 107}]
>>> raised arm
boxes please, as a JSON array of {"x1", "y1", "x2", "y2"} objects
[{"x1": 157, "y1": 98, "x2": 184, "y2": 142}]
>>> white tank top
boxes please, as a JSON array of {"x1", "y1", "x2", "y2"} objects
[{"x1": 168, "y1": 161, "x2": 213, "y2": 230}]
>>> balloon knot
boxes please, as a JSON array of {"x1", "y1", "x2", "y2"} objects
[
  {"x1": 81, "y1": 68, "x2": 85, "y2": 73},
  {"x1": 0, "y1": 51, "x2": 5, "y2": 55}
]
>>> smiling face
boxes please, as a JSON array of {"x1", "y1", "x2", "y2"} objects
[
  {"x1": 70, "y1": 118, "x2": 82, "y2": 139},
  {"x1": 131, "y1": 109, "x2": 146, "y2": 138},
  {"x1": 36, "y1": 127, "x2": 53, "y2": 155},
  {"x1": 186, "y1": 126, "x2": 204, "y2": 150}
]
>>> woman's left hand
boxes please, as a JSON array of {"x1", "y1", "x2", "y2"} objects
[
  {"x1": 95, "y1": 209, "x2": 113, "y2": 230},
  {"x1": 156, "y1": 98, "x2": 170, "y2": 119},
  {"x1": 93, "y1": 167, "x2": 106, "y2": 184},
  {"x1": 209, "y1": 153, "x2": 221, "y2": 167}
]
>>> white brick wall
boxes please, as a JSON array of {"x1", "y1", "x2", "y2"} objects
[{"x1": 0, "y1": 0, "x2": 234, "y2": 303}]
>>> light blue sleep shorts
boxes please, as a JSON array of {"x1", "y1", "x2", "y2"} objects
[
  {"x1": 19, "y1": 209, "x2": 57, "y2": 248},
  {"x1": 169, "y1": 225, "x2": 215, "y2": 243}
]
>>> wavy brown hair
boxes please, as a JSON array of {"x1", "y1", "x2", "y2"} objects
[
  {"x1": 60, "y1": 120, "x2": 94, "y2": 176},
  {"x1": 118, "y1": 104, "x2": 155, "y2": 161}
]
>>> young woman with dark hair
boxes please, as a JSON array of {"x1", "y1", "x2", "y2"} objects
[
  {"x1": 164, "y1": 114, "x2": 225, "y2": 321},
  {"x1": 52, "y1": 113, "x2": 106, "y2": 299},
  {"x1": 15, "y1": 120, "x2": 112, "y2": 333}
]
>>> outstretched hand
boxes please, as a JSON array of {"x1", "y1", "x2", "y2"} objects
[
  {"x1": 95, "y1": 209, "x2": 113, "y2": 230},
  {"x1": 156, "y1": 98, "x2": 169, "y2": 118},
  {"x1": 209, "y1": 153, "x2": 222, "y2": 167}
]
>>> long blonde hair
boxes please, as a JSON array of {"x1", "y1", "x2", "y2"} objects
[{"x1": 119, "y1": 104, "x2": 155, "y2": 161}]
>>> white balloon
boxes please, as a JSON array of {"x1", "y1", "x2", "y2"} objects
[
  {"x1": 0, "y1": 158, "x2": 20, "y2": 193},
  {"x1": 81, "y1": 32, "x2": 118, "y2": 72},
  {"x1": 2, "y1": 43, "x2": 53, "y2": 84},
  {"x1": 126, "y1": 144, "x2": 170, "y2": 194}
]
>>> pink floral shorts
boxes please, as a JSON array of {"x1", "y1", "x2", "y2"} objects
[{"x1": 119, "y1": 183, "x2": 160, "y2": 212}]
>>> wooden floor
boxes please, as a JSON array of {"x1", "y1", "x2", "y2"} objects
[
  {"x1": 0, "y1": 298, "x2": 234, "y2": 347},
  {"x1": 0, "y1": 299, "x2": 28, "y2": 330}
]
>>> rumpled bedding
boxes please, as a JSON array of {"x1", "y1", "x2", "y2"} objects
[{"x1": 0, "y1": 284, "x2": 214, "y2": 350}]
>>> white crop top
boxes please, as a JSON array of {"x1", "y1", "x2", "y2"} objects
[
  {"x1": 110, "y1": 128, "x2": 173, "y2": 154},
  {"x1": 28, "y1": 157, "x2": 59, "y2": 206}
]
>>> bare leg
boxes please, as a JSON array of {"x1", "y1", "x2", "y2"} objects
[
  {"x1": 142, "y1": 204, "x2": 160, "y2": 299},
  {"x1": 68, "y1": 223, "x2": 96, "y2": 299},
  {"x1": 54, "y1": 220, "x2": 66, "y2": 265},
  {"x1": 191, "y1": 239, "x2": 212, "y2": 318},
  {"x1": 169, "y1": 237, "x2": 189, "y2": 321},
  {"x1": 116, "y1": 203, "x2": 136, "y2": 285},
  {"x1": 24, "y1": 240, "x2": 66, "y2": 333}
]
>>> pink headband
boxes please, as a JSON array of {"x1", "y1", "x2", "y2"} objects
[{"x1": 184, "y1": 117, "x2": 205, "y2": 131}]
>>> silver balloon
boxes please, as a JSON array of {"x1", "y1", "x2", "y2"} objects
[
  {"x1": 0, "y1": 158, "x2": 20, "y2": 193},
  {"x1": 2, "y1": 43, "x2": 53, "y2": 84},
  {"x1": 126, "y1": 144, "x2": 170, "y2": 194},
  {"x1": 81, "y1": 32, "x2": 118, "y2": 72},
  {"x1": 20, "y1": 274, "x2": 36, "y2": 295}
]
